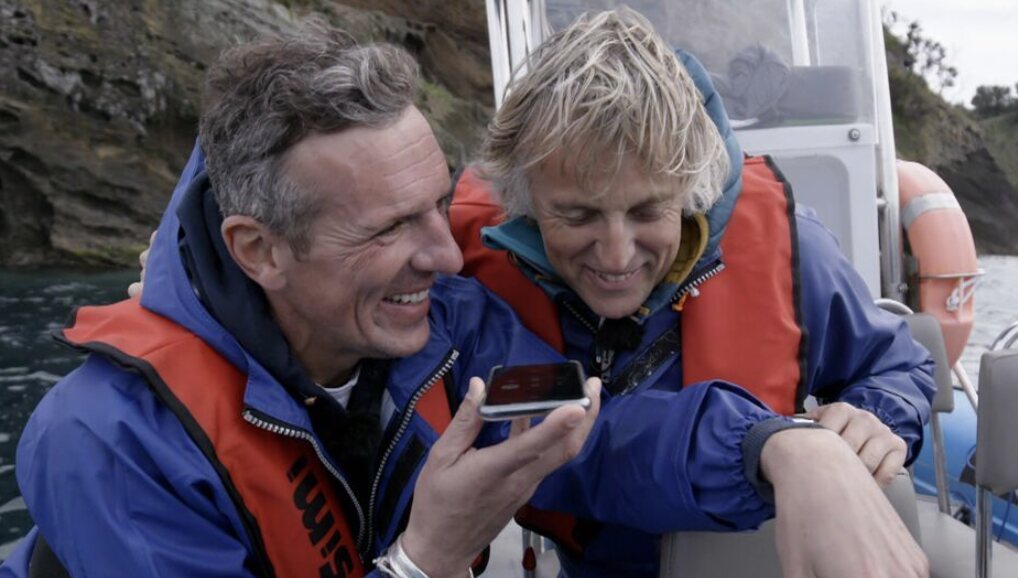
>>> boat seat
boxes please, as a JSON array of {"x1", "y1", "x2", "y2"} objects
[
  {"x1": 904, "y1": 316, "x2": 1018, "y2": 578},
  {"x1": 916, "y1": 500, "x2": 1018, "y2": 578},
  {"x1": 660, "y1": 313, "x2": 1018, "y2": 578},
  {"x1": 905, "y1": 313, "x2": 955, "y2": 414},
  {"x1": 659, "y1": 472, "x2": 921, "y2": 578}
]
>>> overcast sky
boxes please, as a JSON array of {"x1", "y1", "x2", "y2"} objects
[{"x1": 883, "y1": 0, "x2": 1018, "y2": 105}]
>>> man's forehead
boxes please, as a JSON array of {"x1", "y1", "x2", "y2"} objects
[
  {"x1": 535, "y1": 153, "x2": 682, "y2": 207},
  {"x1": 284, "y1": 111, "x2": 450, "y2": 211}
]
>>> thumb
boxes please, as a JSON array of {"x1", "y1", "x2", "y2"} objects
[{"x1": 430, "y1": 377, "x2": 486, "y2": 466}]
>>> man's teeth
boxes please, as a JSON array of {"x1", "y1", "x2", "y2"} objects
[
  {"x1": 385, "y1": 290, "x2": 429, "y2": 304},
  {"x1": 593, "y1": 270, "x2": 635, "y2": 282}
]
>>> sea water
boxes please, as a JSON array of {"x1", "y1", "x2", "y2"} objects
[
  {"x1": 0, "y1": 269, "x2": 136, "y2": 559},
  {"x1": 0, "y1": 258, "x2": 1015, "y2": 564}
]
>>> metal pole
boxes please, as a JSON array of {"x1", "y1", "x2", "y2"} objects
[
  {"x1": 976, "y1": 487, "x2": 993, "y2": 578},
  {"x1": 953, "y1": 362, "x2": 980, "y2": 410},
  {"x1": 786, "y1": 0, "x2": 812, "y2": 66},
  {"x1": 930, "y1": 413, "x2": 952, "y2": 514},
  {"x1": 866, "y1": 0, "x2": 906, "y2": 301},
  {"x1": 485, "y1": 0, "x2": 512, "y2": 109}
]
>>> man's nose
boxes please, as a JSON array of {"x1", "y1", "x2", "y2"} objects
[
  {"x1": 596, "y1": 216, "x2": 636, "y2": 271},
  {"x1": 412, "y1": 211, "x2": 464, "y2": 275}
]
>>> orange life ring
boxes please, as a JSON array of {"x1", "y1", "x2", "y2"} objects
[{"x1": 897, "y1": 160, "x2": 980, "y2": 366}]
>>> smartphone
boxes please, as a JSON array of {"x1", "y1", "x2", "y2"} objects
[{"x1": 478, "y1": 361, "x2": 591, "y2": 421}]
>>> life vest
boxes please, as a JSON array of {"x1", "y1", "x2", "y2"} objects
[
  {"x1": 450, "y1": 156, "x2": 807, "y2": 556},
  {"x1": 57, "y1": 300, "x2": 455, "y2": 578}
]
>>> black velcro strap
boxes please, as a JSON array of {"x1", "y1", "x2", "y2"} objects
[{"x1": 608, "y1": 327, "x2": 681, "y2": 396}]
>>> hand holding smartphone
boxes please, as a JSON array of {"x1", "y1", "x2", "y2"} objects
[{"x1": 478, "y1": 361, "x2": 591, "y2": 421}]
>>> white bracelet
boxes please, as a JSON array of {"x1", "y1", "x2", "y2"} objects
[{"x1": 373, "y1": 534, "x2": 475, "y2": 578}]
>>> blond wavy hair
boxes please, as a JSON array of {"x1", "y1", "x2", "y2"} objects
[{"x1": 481, "y1": 7, "x2": 729, "y2": 218}]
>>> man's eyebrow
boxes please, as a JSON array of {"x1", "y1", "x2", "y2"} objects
[
  {"x1": 550, "y1": 201, "x2": 597, "y2": 212},
  {"x1": 632, "y1": 198, "x2": 668, "y2": 210}
]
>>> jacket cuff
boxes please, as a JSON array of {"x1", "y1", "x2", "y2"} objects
[{"x1": 742, "y1": 417, "x2": 824, "y2": 503}]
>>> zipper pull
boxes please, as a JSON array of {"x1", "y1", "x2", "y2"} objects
[{"x1": 672, "y1": 285, "x2": 702, "y2": 313}]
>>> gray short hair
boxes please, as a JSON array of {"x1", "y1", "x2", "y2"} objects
[
  {"x1": 199, "y1": 21, "x2": 419, "y2": 255},
  {"x1": 481, "y1": 8, "x2": 729, "y2": 218}
]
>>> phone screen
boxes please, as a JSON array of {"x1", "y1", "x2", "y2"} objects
[{"x1": 486, "y1": 362, "x2": 585, "y2": 406}]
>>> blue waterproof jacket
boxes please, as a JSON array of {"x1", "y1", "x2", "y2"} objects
[
  {"x1": 1, "y1": 141, "x2": 825, "y2": 577},
  {"x1": 470, "y1": 51, "x2": 937, "y2": 577}
]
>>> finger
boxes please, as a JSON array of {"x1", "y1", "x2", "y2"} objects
[
  {"x1": 856, "y1": 435, "x2": 894, "y2": 476},
  {"x1": 139, "y1": 248, "x2": 150, "y2": 269},
  {"x1": 127, "y1": 282, "x2": 141, "y2": 299},
  {"x1": 480, "y1": 378, "x2": 600, "y2": 478},
  {"x1": 567, "y1": 377, "x2": 602, "y2": 445},
  {"x1": 870, "y1": 445, "x2": 907, "y2": 487},
  {"x1": 150, "y1": 229, "x2": 158, "y2": 244},
  {"x1": 482, "y1": 402, "x2": 586, "y2": 477},
  {"x1": 430, "y1": 377, "x2": 486, "y2": 467},
  {"x1": 540, "y1": 377, "x2": 601, "y2": 460},
  {"x1": 837, "y1": 416, "x2": 877, "y2": 456},
  {"x1": 808, "y1": 403, "x2": 853, "y2": 435},
  {"x1": 507, "y1": 380, "x2": 602, "y2": 480},
  {"x1": 509, "y1": 417, "x2": 531, "y2": 438},
  {"x1": 584, "y1": 377, "x2": 602, "y2": 415}
]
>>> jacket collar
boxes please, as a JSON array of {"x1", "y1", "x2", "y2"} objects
[
  {"x1": 140, "y1": 143, "x2": 458, "y2": 432},
  {"x1": 481, "y1": 213, "x2": 713, "y2": 323}
]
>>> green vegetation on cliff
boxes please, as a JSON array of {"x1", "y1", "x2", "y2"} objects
[
  {"x1": 979, "y1": 112, "x2": 1018, "y2": 188},
  {"x1": 884, "y1": 24, "x2": 1018, "y2": 255}
]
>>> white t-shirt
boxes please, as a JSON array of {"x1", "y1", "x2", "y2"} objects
[{"x1": 318, "y1": 366, "x2": 360, "y2": 409}]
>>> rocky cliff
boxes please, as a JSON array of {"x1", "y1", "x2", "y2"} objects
[
  {"x1": 885, "y1": 30, "x2": 1018, "y2": 255},
  {"x1": 0, "y1": 0, "x2": 492, "y2": 267},
  {"x1": 2, "y1": 1, "x2": 1015, "y2": 268}
]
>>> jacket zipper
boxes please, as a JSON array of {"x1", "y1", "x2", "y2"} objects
[
  {"x1": 562, "y1": 299, "x2": 598, "y2": 333},
  {"x1": 670, "y1": 261, "x2": 725, "y2": 305},
  {"x1": 365, "y1": 348, "x2": 460, "y2": 555},
  {"x1": 241, "y1": 408, "x2": 368, "y2": 551},
  {"x1": 564, "y1": 260, "x2": 725, "y2": 386}
]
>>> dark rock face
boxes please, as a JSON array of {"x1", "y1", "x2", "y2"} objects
[
  {"x1": 938, "y1": 148, "x2": 1018, "y2": 256},
  {"x1": 0, "y1": 0, "x2": 492, "y2": 268},
  {"x1": 4, "y1": 3, "x2": 1013, "y2": 267},
  {"x1": 885, "y1": 29, "x2": 1018, "y2": 256},
  {"x1": 0, "y1": 0, "x2": 297, "y2": 266}
]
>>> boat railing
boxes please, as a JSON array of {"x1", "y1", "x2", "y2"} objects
[
  {"x1": 989, "y1": 321, "x2": 1018, "y2": 352},
  {"x1": 954, "y1": 363, "x2": 980, "y2": 410},
  {"x1": 876, "y1": 298, "x2": 959, "y2": 515},
  {"x1": 952, "y1": 320, "x2": 1018, "y2": 414}
]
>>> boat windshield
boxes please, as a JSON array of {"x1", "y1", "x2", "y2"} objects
[{"x1": 539, "y1": 0, "x2": 877, "y2": 129}]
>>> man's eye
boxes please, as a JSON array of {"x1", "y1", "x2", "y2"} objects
[
  {"x1": 631, "y1": 203, "x2": 666, "y2": 222},
  {"x1": 631, "y1": 208, "x2": 662, "y2": 222},
  {"x1": 377, "y1": 219, "x2": 407, "y2": 237},
  {"x1": 562, "y1": 210, "x2": 596, "y2": 225}
]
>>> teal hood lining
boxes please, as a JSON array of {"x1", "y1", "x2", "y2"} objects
[{"x1": 481, "y1": 48, "x2": 744, "y2": 321}]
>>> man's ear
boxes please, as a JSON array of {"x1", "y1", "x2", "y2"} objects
[{"x1": 221, "y1": 215, "x2": 293, "y2": 292}]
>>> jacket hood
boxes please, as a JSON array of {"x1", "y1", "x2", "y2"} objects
[
  {"x1": 139, "y1": 144, "x2": 326, "y2": 426},
  {"x1": 481, "y1": 48, "x2": 743, "y2": 320}
]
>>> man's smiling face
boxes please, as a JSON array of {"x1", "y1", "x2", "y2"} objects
[
  {"x1": 271, "y1": 106, "x2": 463, "y2": 378},
  {"x1": 530, "y1": 153, "x2": 685, "y2": 319}
]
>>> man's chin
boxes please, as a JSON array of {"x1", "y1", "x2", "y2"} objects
[
  {"x1": 374, "y1": 324, "x2": 431, "y2": 359},
  {"x1": 580, "y1": 290, "x2": 648, "y2": 320}
]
